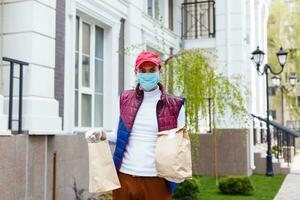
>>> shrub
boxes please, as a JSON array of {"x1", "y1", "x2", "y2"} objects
[
  {"x1": 272, "y1": 145, "x2": 280, "y2": 158},
  {"x1": 173, "y1": 178, "x2": 200, "y2": 200},
  {"x1": 218, "y1": 176, "x2": 254, "y2": 195}
]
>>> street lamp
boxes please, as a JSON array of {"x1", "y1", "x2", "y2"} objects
[
  {"x1": 271, "y1": 75, "x2": 281, "y2": 87},
  {"x1": 271, "y1": 73, "x2": 298, "y2": 125},
  {"x1": 289, "y1": 73, "x2": 298, "y2": 87},
  {"x1": 272, "y1": 76, "x2": 284, "y2": 125},
  {"x1": 251, "y1": 46, "x2": 288, "y2": 176}
]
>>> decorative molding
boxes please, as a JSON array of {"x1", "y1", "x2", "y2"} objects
[{"x1": 76, "y1": 0, "x2": 126, "y2": 27}]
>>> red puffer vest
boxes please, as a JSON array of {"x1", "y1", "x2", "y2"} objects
[{"x1": 120, "y1": 83, "x2": 184, "y2": 132}]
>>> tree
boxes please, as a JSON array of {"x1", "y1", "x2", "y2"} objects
[
  {"x1": 162, "y1": 48, "x2": 249, "y2": 184},
  {"x1": 162, "y1": 49, "x2": 249, "y2": 133},
  {"x1": 267, "y1": 0, "x2": 300, "y2": 120}
]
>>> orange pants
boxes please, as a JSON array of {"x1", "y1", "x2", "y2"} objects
[{"x1": 112, "y1": 172, "x2": 172, "y2": 200}]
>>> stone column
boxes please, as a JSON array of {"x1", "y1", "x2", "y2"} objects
[
  {"x1": 2, "y1": 0, "x2": 61, "y2": 131},
  {"x1": 0, "y1": 2, "x2": 9, "y2": 133},
  {"x1": 0, "y1": 94, "x2": 9, "y2": 133},
  {"x1": 124, "y1": 0, "x2": 144, "y2": 89}
]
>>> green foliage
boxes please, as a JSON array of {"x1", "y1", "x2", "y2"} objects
[
  {"x1": 195, "y1": 174, "x2": 285, "y2": 200},
  {"x1": 173, "y1": 178, "x2": 200, "y2": 200},
  {"x1": 268, "y1": 0, "x2": 300, "y2": 118},
  {"x1": 218, "y1": 176, "x2": 254, "y2": 195},
  {"x1": 162, "y1": 49, "x2": 250, "y2": 134},
  {"x1": 272, "y1": 145, "x2": 282, "y2": 159},
  {"x1": 285, "y1": 94, "x2": 300, "y2": 118}
]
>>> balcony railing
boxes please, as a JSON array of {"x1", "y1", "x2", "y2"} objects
[{"x1": 181, "y1": 1, "x2": 216, "y2": 40}]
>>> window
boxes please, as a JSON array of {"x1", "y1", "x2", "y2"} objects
[
  {"x1": 268, "y1": 86, "x2": 277, "y2": 96},
  {"x1": 148, "y1": 0, "x2": 160, "y2": 20},
  {"x1": 75, "y1": 16, "x2": 104, "y2": 128},
  {"x1": 270, "y1": 110, "x2": 276, "y2": 120},
  {"x1": 285, "y1": 0, "x2": 296, "y2": 12},
  {"x1": 182, "y1": 0, "x2": 216, "y2": 39}
]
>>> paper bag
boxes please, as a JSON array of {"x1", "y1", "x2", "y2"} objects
[
  {"x1": 155, "y1": 127, "x2": 192, "y2": 182},
  {"x1": 88, "y1": 140, "x2": 121, "y2": 193}
]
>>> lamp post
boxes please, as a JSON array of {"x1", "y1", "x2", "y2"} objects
[
  {"x1": 271, "y1": 74, "x2": 298, "y2": 125},
  {"x1": 251, "y1": 46, "x2": 288, "y2": 176}
]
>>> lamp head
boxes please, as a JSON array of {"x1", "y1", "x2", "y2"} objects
[
  {"x1": 251, "y1": 46, "x2": 265, "y2": 67},
  {"x1": 271, "y1": 75, "x2": 281, "y2": 87},
  {"x1": 289, "y1": 73, "x2": 297, "y2": 87},
  {"x1": 276, "y1": 47, "x2": 288, "y2": 67}
]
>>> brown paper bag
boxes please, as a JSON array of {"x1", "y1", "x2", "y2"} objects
[
  {"x1": 155, "y1": 127, "x2": 192, "y2": 182},
  {"x1": 88, "y1": 140, "x2": 121, "y2": 193}
]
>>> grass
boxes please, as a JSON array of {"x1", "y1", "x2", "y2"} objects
[{"x1": 194, "y1": 174, "x2": 286, "y2": 200}]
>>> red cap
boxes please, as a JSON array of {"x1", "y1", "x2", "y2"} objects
[{"x1": 135, "y1": 51, "x2": 161, "y2": 71}]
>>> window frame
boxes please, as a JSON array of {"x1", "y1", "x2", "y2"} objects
[
  {"x1": 74, "y1": 16, "x2": 104, "y2": 129},
  {"x1": 147, "y1": 0, "x2": 160, "y2": 20}
]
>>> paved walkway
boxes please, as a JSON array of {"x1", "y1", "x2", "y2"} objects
[{"x1": 274, "y1": 152, "x2": 300, "y2": 200}]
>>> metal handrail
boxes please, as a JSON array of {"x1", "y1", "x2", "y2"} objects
[
  {"x1": 2, "y1": 57, "x2": 29, "y2": 134},
  {"x1": 252, "y1": 114, "x2": 299, "y2": 165},
  {"x1": 252, "y1": 114, "x2": 300, "y2": 137}
]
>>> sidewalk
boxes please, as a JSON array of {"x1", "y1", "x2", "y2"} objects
[{"x1": 274, "y1": 152, "x2": 300, "y2": 200}]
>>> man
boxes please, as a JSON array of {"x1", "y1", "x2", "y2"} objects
[{"x1": 86, "y1": 51, "x2": 185, "y2": 200}]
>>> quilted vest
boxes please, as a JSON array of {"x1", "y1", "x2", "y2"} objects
[{"x1": 113, "y1": 83, "x2": 185, "y2": 192}]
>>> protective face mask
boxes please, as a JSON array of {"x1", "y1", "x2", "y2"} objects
[{"x1": 137, "y1": 72, "x2": 160, "y2": 91}]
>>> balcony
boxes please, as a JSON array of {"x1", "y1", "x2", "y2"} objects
[{"x1": 181, "y1": 1, "x2": 216, "y2": 40}]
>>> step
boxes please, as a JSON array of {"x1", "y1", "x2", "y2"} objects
[{"x1": 254, "y1": 152, "x2": 291, "y2": 174}]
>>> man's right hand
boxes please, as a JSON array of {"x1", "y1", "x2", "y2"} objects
[{"x1": 85, "y1": 129, "x2": 107, "y2": 143}]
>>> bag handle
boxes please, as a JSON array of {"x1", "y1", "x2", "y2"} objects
[{"x1": 157, "y1": 127, "x2": 187, "y2": 136}]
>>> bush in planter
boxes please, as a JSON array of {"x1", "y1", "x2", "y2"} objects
[
  {"x1": 218, "y1": 176, "x2": 254, "y2": 195},
  {"x1": 173, "y1": 178, "x2": 200, "y2": 200},
  {"x1": 272, "y1": 145, "x2": 280, "y2": 158}
]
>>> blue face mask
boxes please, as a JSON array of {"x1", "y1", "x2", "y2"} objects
[{"x1": 137, "y1": 72, "x2": 160, "y2": 91}]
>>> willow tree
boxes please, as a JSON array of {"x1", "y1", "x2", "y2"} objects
[
  {"x1": 162, "y1": 48, "x2": 249, "y2": 134},
  {"x1": 161, "y1": 48, "x2": 249, "y2": 184}
]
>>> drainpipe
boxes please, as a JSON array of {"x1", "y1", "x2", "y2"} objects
[
  {"x1": 44, "y1": 136, "x2": 48, "y2": 200},
  {"x1": 52, "y1": 152, "x2": 57, "y2": 200}
]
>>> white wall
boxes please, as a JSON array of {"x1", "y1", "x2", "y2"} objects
[
  {"x1": 0, "y1": 2, "x2": 9, "y2": 133},
  {"x1": 0, "y1": 94, "x2": 9, "y2": 134},
  {"x1": 1, "y1": 0, "x2": 61, "y2": 132}
]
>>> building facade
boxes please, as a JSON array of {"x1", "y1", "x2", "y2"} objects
[
  {"x1": 0, "y1": 0, "x2": 271, "y2": 199},
  {"x1": 0, "y1": 0, "x2": 270, "y2": 132}
]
